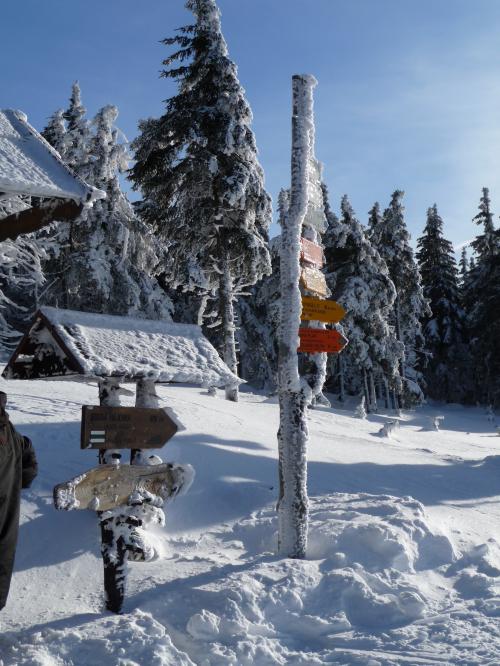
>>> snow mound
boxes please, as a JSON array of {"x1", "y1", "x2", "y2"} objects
[
  {"x1": 1, "y1": 610, "x2": 195, "y2": 666},
  {"x1": 174, "y1": 494, "x2": 456, "y2": 663},
  {"x1": 307, "y1": 493, "x2": 455, "y2": 572}
]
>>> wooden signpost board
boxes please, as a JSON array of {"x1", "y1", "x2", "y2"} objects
[
  {"x1": 301, "y1": 296, "x2": 345, "y2": 324},
  {"x1": 81, "y1": 406, "x2": 178, "y2": 450},
  {"x1": 54, "y1": 462, "x2": 191, "y2": 512},
  {"x1": 298, "y1": 328, "x2": 349, "y2": 353},
  {"x1": 300, "y1": 238, "x2": 323, "y2": 267},
  {"x1": 300, "y1": 266, "x2": 328, "y2": 297}
]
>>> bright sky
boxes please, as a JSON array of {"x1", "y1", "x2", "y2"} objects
[{"x1": 4, "y1": 0, "x2": 500, "y2": 248}]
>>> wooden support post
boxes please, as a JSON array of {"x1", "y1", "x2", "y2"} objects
[
  {"x1": 131, "y1": 379, "x2": 160, "y2": 464},
  {"x1": 98, "y1": 377, "x2": 127, "y2": 614}
]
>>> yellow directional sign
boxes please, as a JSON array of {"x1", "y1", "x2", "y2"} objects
[
  {"x1": 301, "y1": 296, "x2": 346, "y2": 323},
  {"x1": 300, "y1": 267, "x2": 328, "y2": 297}
]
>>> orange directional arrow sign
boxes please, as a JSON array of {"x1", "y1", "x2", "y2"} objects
[
  {"x1": 81, "y1": 406, "x2": 178, "y2": 450},
  {"x1": 298, "y1": 328, "x2": 349, "y2": 353},
  {"x1": 301, "y1": 296, "x2": 346, "y2": 323}
]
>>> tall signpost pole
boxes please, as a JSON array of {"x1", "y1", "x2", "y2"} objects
[{"x1": 277, "y1": 74, "x2": 317, "y2": 559}]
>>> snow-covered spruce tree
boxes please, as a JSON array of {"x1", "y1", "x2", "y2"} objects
[
  {"x1": 323, "y1": 191, "x2": 403, "y2": 410},
  {"x1": 0, "y1": 199, "x2": 48, "y2": 355},
  {"x1": 463, "y1": 188, "x2": 500, "y2": 406},
  {"x1": 39, "y1": 83, "x2": 93, "y2": 309},
  {"x1": 41, "y1": 95, "x2": 171, "y2": 319},
  {"x1": 367, "y1": 201, "x2": 383, "y2": 238},
  {"x1": 416, "y1": 205, "x2": 465, "y2": 402},
  {"x1": 41, "y1": 109, "x2": 67, "y2": 156},
  {"x1": 277, "y1": 74, "x2": 316, "y2": 560},
  {"x1": 61, "y1": 105, "x2": 172, "y2": 318},
  {"x1": 370, "y1": 190, "x2": 430, "y2": 407},
  {"x1": 62, "y1": 82, "x2": 92, "y2": 176},
  {"x1": 237, "y1": 234, "x2": 281, "y2": 392},
  {"x1": 459, "y1": 247, "x2": 468, "y2": 286},
  {"x1": 130, "y1": 0, "x2": 271, "y2": 401}
]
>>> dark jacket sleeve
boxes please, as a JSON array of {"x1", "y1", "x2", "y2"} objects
[{"x1": 20, "y1": 435, "x2": 38, "y2": 489}]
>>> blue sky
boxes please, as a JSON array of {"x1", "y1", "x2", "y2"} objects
[{"x1": 4, "y1": 0, "x2": 500, "y2": 248}]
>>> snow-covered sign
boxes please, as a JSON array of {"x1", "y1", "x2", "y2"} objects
[
  {"x1": 300, "y1": 237, "x2": 323, "y2": 266},
  {"x1": 2, "y1": 306, "x2": 241, "y2": 388},
  {"x1": 304, "y1": 157, "x2": 326, "y2": 232},
  {"x1": 300, "y1": 266, "x2": 328, "y2": 297},
  {"x1": 53, "y1": 461, "x2": 193, "y2": 512},
  {"x1": 0, "y1": 109, "x2": 103, "y2": 202},
  {"x1": 81, "y1": 406, "x2": 178, "y2": 450}
]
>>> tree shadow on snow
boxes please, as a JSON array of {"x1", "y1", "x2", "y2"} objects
[
  {"x1": 165, "y1": 431, "x2": 500, "y2": 534},
  {"x1": 14, "y1": 422, "x2": 500, "y2": 570},
  {"x1": 15, "y1": 420, "x2": 111, "y2": 571}
]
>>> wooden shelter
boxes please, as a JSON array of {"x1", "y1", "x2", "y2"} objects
[
  {"x1": 0, "y1": 109, "x2": 104, "y2": 240},
  {"x1": 2, "y1": 306, "x2": 241, "y2": 388}
]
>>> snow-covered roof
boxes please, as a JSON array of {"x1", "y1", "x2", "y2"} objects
[
  {"x1": 3, "y1": 306, "x2": 241, "y2": 387},
  {"x1": 0, "y1": 109, "x2": 104, "y2": 203}
]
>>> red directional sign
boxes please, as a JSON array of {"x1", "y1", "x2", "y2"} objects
[{"x1": 298, "y1": 328, "x2": 349, "y2": 353}]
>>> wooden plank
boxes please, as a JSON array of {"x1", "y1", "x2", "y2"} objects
[
  {"x1": 81, "y1": 406, "x2": 178, "y2": 450},
  {"x1": 300, "y1": 238, "x2": 323, "y2": 267},
  {"x1": 300, "y1": 266, "x2": 328, "y2": 297},
  {"x1": 0, "y1": 199, "x2": 83, "y2": 242},
  {"x1": 53, "y1": 462, "x2": 192, "y2": 512},
  {"x1": 298, "y1": 328, "x2": 348, "y2": 353},
  {"x1": 301, "y1": 296, "x2": 345, "y2": 323}
]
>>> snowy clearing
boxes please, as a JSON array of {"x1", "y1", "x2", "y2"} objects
[{"x1": 1, "y1": 377, "x2": 500, "y2": 665}]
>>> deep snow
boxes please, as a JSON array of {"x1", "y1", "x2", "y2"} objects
[{"x1": 0, "y1": 376, "x2": 500, "y2": 665}]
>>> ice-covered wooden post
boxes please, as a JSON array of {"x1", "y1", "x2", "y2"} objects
[
  {"x1": 277, "y1": 74, "x2": 317, "y2": 559},
  {"x1": 131, "y1": 379, "x2": 160, "y2": 464},
  {"x1": 98, "y1": 377, "x2": 127, "y2": 614}
]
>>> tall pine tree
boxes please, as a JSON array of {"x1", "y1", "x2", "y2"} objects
[
  {"x1": 464, "y1": 188, "x2": 500, "y2": 406},
  {"x1": 41, "y1": 109, "x2": 66, "y2": 156},
  {"x1": 323, "y1": 192, "x2": 403, "y2": 409},
  {"x1": 130, "y1": 0, "x2": 271, "y2": 401},
  {"x1": 370, "y1": 190, "x2": 430, "y2": 406},
  {"x1": 41, "y1": 89, "x2": 171, "y2": 320},
  {"x1": 0, "y1": 198, "x2": 48, "y2": 355},
  {"x1": 416, "y1": 205, "x2": 465, "y2": 402},
  {"x1": 237, "y1": 235, "x2": 281, "y2": 392}
]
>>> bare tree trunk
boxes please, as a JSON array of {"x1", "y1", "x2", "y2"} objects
[
  {"x1": 363, "y1": 368, "x2": 370, "y2": 413},
  {"x1": 277, "y1": 74, "x2": 317, "y2": 560},
  {"x1": 369, "y1": 371, "x2": 377, "y2": 412},
  {"x1": 338, "y1": 353, "x2": 345, "y2": 403},
  {"x1": 394, "y1": 295, "x2": 405, "y2": 408},
  {"x1": 220, "y1": 260, "x2": 239, "y2": 402},
  {"x1": 384, "y1": 375, "x2": 390, "y2": 410}
]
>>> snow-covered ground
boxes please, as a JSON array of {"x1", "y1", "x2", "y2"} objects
[{"x1": 1, "y1": 376, "x2": 500, "y2": 665}]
